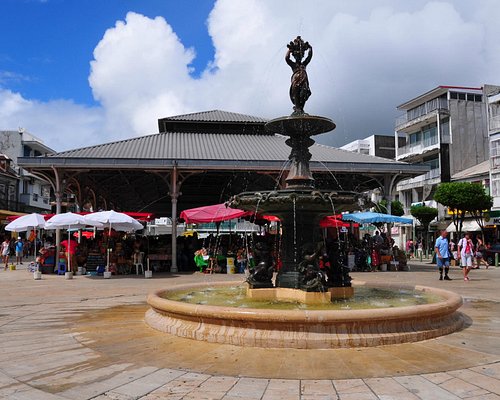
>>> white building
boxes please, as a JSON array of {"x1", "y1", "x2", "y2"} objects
[
  {"x1": 395, "y1": 85, "x2": 498, "y2": 215},
  {"x1": 0, "y1": 129, "x2": 55, "y2": 217}
]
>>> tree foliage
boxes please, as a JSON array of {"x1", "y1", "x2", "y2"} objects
[
  {"x1": 373, "y1": 199, "x2": 405, "y2": 216},
  {"x1": 410, "y1": 205, "x2": 438, "y2": 232},
  {"x1": 434, "y1": 182, "x2": 492, "y2": 237},
  {"x1": 390, "y1": 200, "x2": 405, "y2": 217}
]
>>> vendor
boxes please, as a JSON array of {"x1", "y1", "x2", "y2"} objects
[
  {"x1": 60, "y1": 238, "x2": 78, "y2": 273},
  {"x1": 194, "y1": 248, "x2": 209, "y2": 272}
]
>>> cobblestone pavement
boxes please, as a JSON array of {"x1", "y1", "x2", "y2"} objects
[{"x1": 0, "y1": 261, "x2": 499, "y2": 399}]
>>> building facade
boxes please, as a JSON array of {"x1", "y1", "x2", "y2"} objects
[
  {"x1": 0, "y1": 129, "x2": 55, "y2": 221},
  {"x1": 394, "y1": 85, "x2": 498, "y2": 216},
  {"x1": 341, "y1": 135, "x2": 406, "y2": 159},
  {"x1": 486, "y1": 85, "x2": 500, "y2": 211}
]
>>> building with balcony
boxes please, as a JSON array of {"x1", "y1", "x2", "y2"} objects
[
  {"x1": 395, "y1": 85, "x2": 498, "y2": 215},
  {"x1": 341, "y1": 134, "x2": 406, "y2": 159},
  {"x1": 0, "y1": 129, "x2": 55, "y2": 220}
]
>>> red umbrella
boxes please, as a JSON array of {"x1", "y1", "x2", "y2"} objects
[
  {"x1": 179, "y1": 203, "x2": 251, "y2": 224},
  {"x1": 320, "y1": 216, "x2": 359, "y2": 228},
  {"x1": 60, "y1": 239, "x2": 79, "y2": 255},
  {"x1": 73, "y1": 231, "x2": 94, "y2": 239}
]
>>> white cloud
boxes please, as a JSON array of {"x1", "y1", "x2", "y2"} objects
[
  {"x1": 1, "y1": 1, "x2": 500, "y2": 151},
  {"x1": 0, "y1": 88, "x2": 104, "y2": 151}
]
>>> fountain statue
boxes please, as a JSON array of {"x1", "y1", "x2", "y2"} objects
[
  {"x1": 230, "y1": 36, "x2": 359, "y2": 294},
  {"x1": 145, "y1": 37, "x2": 464, "y2": 349},
  {"x1": 286, "y1": 36, "x2": 312, "y2": 114}
]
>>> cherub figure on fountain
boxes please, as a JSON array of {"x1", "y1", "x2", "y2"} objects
[
  {"x1": 286, "y1": 36, "x2": 312, "y2": 114},
  {"x1": 246, "y1": 261, "x2": 274, "y2": 289},
  {"x1": 297, "y1": 242, "x2": 327, "y2": 292},
  {"x1": 324, "y1": 239, "x2": 352, "y2": 288}
]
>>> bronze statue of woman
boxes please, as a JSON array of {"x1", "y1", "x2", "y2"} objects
[{"x1": 285, "y1": 36, "x2": 313, "y2": 114}]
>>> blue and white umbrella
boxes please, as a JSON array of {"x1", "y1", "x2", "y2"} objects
[{"x1": 342, "y1": 212, "x2": 413, "y2": 225}]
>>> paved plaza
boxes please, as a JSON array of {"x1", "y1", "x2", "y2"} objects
[{"x1": 0, "y1": 262, "x2": 499, "y2": 399}]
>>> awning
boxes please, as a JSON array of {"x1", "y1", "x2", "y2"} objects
[
  {"x1": 0, "y1": 209, "x2": 27, "y2": 223},
  {"x1": 179, "y1": 203, "x2": 251, "y2": 224},
  {"x1": 342, "y1": 212, "x2": 413, "y2": 225},
  {"x1": 446, "y1": 220, "x2": 481, "y2": 233}
]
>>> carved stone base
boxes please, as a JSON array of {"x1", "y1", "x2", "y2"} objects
[
  {"x1": 329, "y1": 286, "x2": 354, "y2": 299},
  {"x1": 146, "y1": 281, "x2": 465, "y2": 349}
]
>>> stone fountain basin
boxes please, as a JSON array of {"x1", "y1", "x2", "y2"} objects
[{"x1": 145, "y1": 281, "x2": 464, "y2": 349}]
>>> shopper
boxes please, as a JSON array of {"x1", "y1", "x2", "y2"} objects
[
  {"x1": 435, "y1": 230, "x2": 452, "y2": 281},
  {"x1": 1, "y1": 237, "x2": 10, "y2": 270},
  {"x1": 458, "y1": 232, "x2": 474, "y2": 281},
  {"x1": 475, "y1": 235, "x2": 489, "y2": 269},
  {"x1": 15, "y1": 237, "x2": 24, "y2": 265}
]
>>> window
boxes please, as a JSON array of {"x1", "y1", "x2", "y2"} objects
[
  {"x1": 8, "y1": 185, "x2": 15, "y2": 200},
  {"x1": 474, "y1": 94, "x2": 483, "y2": 102},
  {"x1": 41, "y1": 186, "x2": 50, "y2": 198},
  {"x1": 491, "y1": 139, "x2": 500, "y2": 158},
  {"x1": 458, "y1": 93, "x2": 466, "y2": 100},
  {"x1": 409, "y1": 132, "x2": 421, "y2": 145},
  {"x1": 491, "y1": 173, "x2": 500, "y2": 196},
  {"x1": 467, "y1": 94, "x2": 475, "y2": 101},
  {"x1": 423, "y1": 157, "x2": 439, "y2": 170},
  {"x1": 450, "y1": 92, "x2": 458, "y2": 100}
]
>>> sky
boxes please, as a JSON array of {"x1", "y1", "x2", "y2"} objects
[{"x1": 1, "y1": 0, "x2": 499, "y2": 152}]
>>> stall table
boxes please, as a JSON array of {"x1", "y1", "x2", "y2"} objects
[{"x1": 148, "y1": 253, "x2": 172, "y2": 271}]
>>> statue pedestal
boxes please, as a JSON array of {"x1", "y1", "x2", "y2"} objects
[
  {"x1": 247, "y1": 287, "x2": 334, "y2": 304},
  {"x1": 247, "y1": 286, "x2": 354, "y2": 304},
  {"x1": 329, "y1": 286, "x2": 354, "y2": 299}
]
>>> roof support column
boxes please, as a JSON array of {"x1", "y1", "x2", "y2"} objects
[
  {"x1": 52, "y1": 166, "x2": 62, "y2": 257},
  {"x1": 170, "y1": 164, "x2": 179, "y2": 273}
]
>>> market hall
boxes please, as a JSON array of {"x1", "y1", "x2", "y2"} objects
[{"x1": 17, "y1": 110, "x2": 428, "y2": 272}]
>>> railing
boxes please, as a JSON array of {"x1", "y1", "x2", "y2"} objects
[
  {"x1": 397, "y1": 134, "x2": 439, "y2": 158},
  {"x1": 396, "y1": 168, "x2": 441, "y2": 191},
  {"x1": 396, "y1": 97, "x2": 449, "y2": 128},
  {"x1": 0, "y1": 198, "x2": 26, "y2": 213},
  {"x1": 20, "y1": 193, "x2": 51, "y2": 209}
]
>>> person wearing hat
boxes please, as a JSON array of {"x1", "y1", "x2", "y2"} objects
[{"x1": 15, "y1": 237, "x2": 24, "y2": 266}]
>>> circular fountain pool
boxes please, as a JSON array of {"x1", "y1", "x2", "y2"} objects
[{"x1": 145, "y1": 281, "x2": 464, "y2": 349}]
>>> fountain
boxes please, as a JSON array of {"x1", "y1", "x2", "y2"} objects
[
  {"x1": 230, "y1": 36, "x2": 359, "y2": 295},
  {"x1": 145, "y1": 36, "x2": 464, "y2": 348}
]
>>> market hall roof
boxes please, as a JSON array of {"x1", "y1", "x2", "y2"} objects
[
  {"x1": 16, "y1": 110, "x2": 429, "y2": 214},
  {"x1": 19, "y1": 110, "x2": 429, "y2": 175}
]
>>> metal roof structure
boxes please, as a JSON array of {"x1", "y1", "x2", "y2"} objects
[
  {"x1": 451, "y1": 160, "x2": 489, "y2": 182},
  {"x1": 159, "y1": 109, "x2": 269, "y2": 123},
  {"x1": 397, "y1": 85, "x2": 483, "y2": 110},
  {"x1": 18, "y1": 109, "x2": 428, "y2": 215}
]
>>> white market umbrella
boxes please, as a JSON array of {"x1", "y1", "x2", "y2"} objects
[
  {"x1": 5, "y1": 213, "x2": 46, "y2": 266},
  {"x1": 5, "y1": 213, "x2": 46, "y2": 232},
  {"x1": 45, "y1": 212, "x2": 102, "y2": 274},
  {"x1": 83, "y1": 211, "x2": 143, "y2": 271}
]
